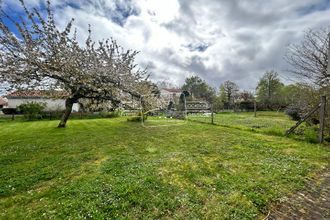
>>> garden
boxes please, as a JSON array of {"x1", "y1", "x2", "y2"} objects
[
  {"x1": 0, "y1": 113, "x2": 329, "y2": 219},
  {"x1": 0, "y1": 0, "x2": 329, "y2": 219}
]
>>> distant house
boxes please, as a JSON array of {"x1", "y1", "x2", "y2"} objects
[
  {"x1": 5, "y1": 90, "x2": 80, "y2": 112},
  {"x1": 0, "y1": 97, "x2": 7, "y2": 109},
  {"x1": 159, "y1": 88, "x2": 182, "y2": 104}
]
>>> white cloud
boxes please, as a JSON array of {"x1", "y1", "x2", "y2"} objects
[{"x1": 2, "y1": 0, "x2": 330, "y2": 90}]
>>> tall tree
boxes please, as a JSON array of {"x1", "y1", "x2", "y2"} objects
[
  {"x1": 281, "y1": 83, "x2": 318, "y2": 107},
  {"x1": 0, "y1": 0, "x2": 152, "y2": 127},
  {"x1": 239, "y1": 90, "x2": 254, "y2": 102},
  {"x1": 181, "y1": 76, "x2": 215, "y2": 102},
  {"x1": 219, "y1": 80, "x2": 239, "y2": 108},
  {"x1": 285, "y1": 27, "x2": 330, "y2": 88},
  {"x1": 286, "y1": 28, "x2": 330, "y2": 135},
  {"x1": 218, "y1": 84, "x2": 227, "y2": 103},
  {"x1": 256, "y1": 71, "x2": 283, "y2": 105}
]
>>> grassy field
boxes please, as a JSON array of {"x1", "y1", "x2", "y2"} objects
[
  {"x1": 0, "y1": 113, "x2": 329, "y2": 219},
  {"x1": 188, "y1": 111, "x2": 322, "y2": 142}
]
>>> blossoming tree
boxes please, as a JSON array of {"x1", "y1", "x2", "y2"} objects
[{"x1": 0, "y1": 0, "x2": 154, "y2": 127}]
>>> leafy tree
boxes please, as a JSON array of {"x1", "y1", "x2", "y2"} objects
[
  {"x1": 282, "y1": 83, "x2": 319, "y2": 122},
  {"x1": 238, "y1": 90, "x2": 254, "y2": 102},
  {"x1": 156, "y1": 80, "x2": 176, "y2": 89},
  {"x1": 0, "y1": 0, "x2": 153, "y2": 127},
  {"x1": 256, "y1": 71, "x2": 284, "y2": 106},
  {"x1": 286, "y1": 27, "x2": 330, "y2": 137},
  {"x1": 219, "y1": 80, "x2": 239, "y2": 109},
  {"x1": 211, "y1": 95, "x2": 224, "y2": 112},
  {"x1": 181, "y1": 76, "x2": 215, "y2": 102},
  {"x1": 218, "y1": 84, "x2": 227, "y2": 103},
  {"x1": 280, "y1": 83, "x2": 315, "y2": 106}
]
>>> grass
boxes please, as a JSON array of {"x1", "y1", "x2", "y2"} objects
[
  {"x1": 188, "y1": 111, "x2": 321, "y2": 141},
  {"x1": 0, "y1": 113, "x2": 329, "y2": 219}
]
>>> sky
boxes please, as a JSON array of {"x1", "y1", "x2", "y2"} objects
[{"x1": 1, "y1": 0, "x2": 330, "y2": 91}]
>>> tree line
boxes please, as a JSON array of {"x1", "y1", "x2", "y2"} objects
[
  {"x1": 178, "y1": 71, "x2": 310, "y2": 112},
  {"x1": 177, "y1": 27, "x2": 329, "y2": 132},
  {"x1": 0, "y1": 0, "x2": 328, "y2": 130}
]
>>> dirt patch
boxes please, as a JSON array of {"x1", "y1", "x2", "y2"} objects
[{"x1": 266, "y1": 168, "x2": 330, "y2": 219}]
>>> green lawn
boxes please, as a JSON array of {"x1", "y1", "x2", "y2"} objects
[
  {"x1": 188, "y1": 111, "x2": 321, "y2": 142},
  {"x1": 0, "y1": 114, "x2": 329, "y2": 219}
]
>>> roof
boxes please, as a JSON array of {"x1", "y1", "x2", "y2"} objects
[
  {"x1": 6, "y1": 90, "x2": 68, "y2": 99},
  {"x1": 161, "y1": 88, "x2": 182, "y2": 93},
  {"x1": 0, "y1": 97, "x2": 7, "y2": 105}
]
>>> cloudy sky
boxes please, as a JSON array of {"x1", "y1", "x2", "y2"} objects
[{"x1": 2, "y1": 0, "x2": 330, "y2": 91}]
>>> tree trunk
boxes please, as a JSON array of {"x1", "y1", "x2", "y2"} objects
[{"x1": 58, "y1": 98, "x2": 75, "y2": 128}]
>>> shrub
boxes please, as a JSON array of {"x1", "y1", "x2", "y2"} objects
[
  {"x1": 100, "y1": 110, "x2": 123, "y2": 118},
  {"x1": 18, "y1": 102, "x2": 46, "y2": 120},
  {"x1": 285, "y1": 106, "x2": 301, "y2": 121},
  {"x1": 127, "y1": 112, "x2": 147, "y2": 122},
  {"x1": 127, "y1": 116, "x2": 142, "y2": 122},
  {"x1": 2, "y1": 108, "x2": 19, "y2": 115},
  {"x1": 304, "y1": 125, "x2": 318, "y2": 143},
  {"x1": 239, "y1": 101, "x2": 254, "y2": 111}
]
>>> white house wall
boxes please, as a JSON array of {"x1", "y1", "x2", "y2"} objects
[{"x1": 7, "y1": 98, "x2": 80, "y2": 112}]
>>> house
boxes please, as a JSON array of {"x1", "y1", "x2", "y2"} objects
[
  {"x1": 5, "y1": 90, "x2": 80, "y2": 112},
  {"x1": 0, "y1": 97, "x2": 7, "y2": 109},
  {"x1": 159, "y1": 88, "x2": 182, "y2": 104}
]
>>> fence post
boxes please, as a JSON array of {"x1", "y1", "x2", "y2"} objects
[
  {"x1": 211, "y1": 103, "x2": 214, "y2": 124},
  {"x1": 254, "y1": 100, "x2": 257, "y2": 117},
  {"x1": 319, "y1": 96, "x2": 326, "y2": 143}
]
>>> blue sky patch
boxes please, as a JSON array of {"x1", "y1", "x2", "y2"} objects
[
  {"x1": 186, "y1": 43, "x2": 209, "y2": 52},
  {"x1": 110, "y1": 1, "x2": 139, "y2": 26},
  {"x1": 297, "y1": 0, "x2": 330, "y2": 15}
]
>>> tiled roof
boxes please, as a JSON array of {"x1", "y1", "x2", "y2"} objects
[{"x1": 6, "y1": 90, "x2": 68, "y2": 99}]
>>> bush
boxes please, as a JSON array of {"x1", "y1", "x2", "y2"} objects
[
  {"x1": 2, "y1": 108, "x2": 19, "y2": 115},
  {"x1": 239, "y1": 101, "x2": 255, "y2": 111},
  {"x1": 100, "y1": 110, "x2": 123, "y2": 118},
  {"x1": 127, "y1": 112, "x2": 147, "y2": 122},
  {"x1": 304, "y1": 125, "x2": 318, "y2": 143},
  {"x1": 18, "y1": 102, "x2": 46, "y2": 120},
  {"x1": 285, "y1": 106, "x2": 301, "y2": 121},
  {"x1": 127, "y1": 116, "x2": 142, "y2": 122}
]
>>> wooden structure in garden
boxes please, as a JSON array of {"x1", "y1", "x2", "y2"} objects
[
  {"x1": 286, "y1": 96, "x2": 327, "y2": 143},
  {"x1": 186, "y1": 101, "x2": 210, "y2": 113}
]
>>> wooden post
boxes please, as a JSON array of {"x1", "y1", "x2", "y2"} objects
[
  {"x1": 319, "y1": 96, "x2": 326, "y2": 143},
  {"x1": 286, "y1": 103, "x2": 320, "y2": 136},
  {"x1": 140, "y1": 96, "x2": 144, "y2": 123},
  {"x1": 254, "y1": 100, "x2": 257, "y2": 117},
  {"x1": 211, "y1": 103, "x2": 214, "y2": 124},
  {"x1": 184, "y1": 93, "x2": 187, "y2": 119},
  {"x1": 327, "y1": 33, "x2": 330, "y2": 75},
  {"x1": 319, "y1": 33, "x2": 330, "y2": 142}
]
